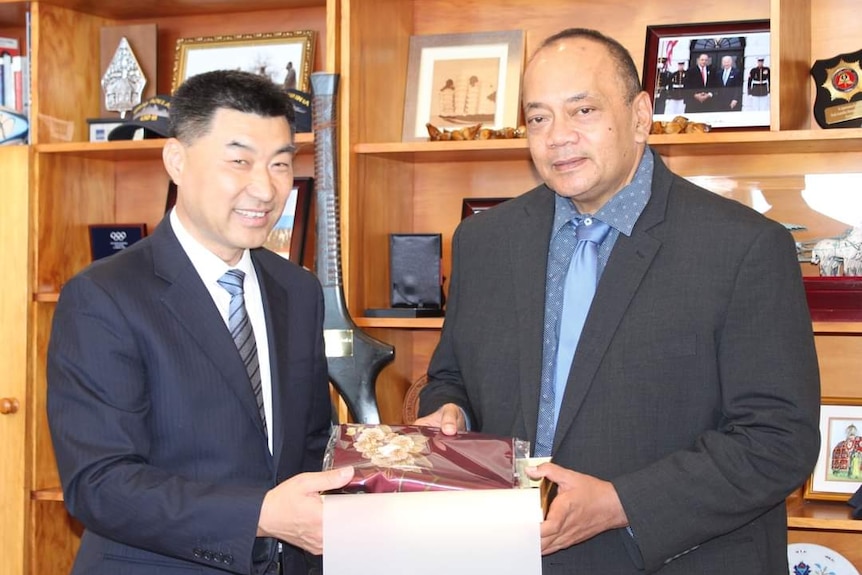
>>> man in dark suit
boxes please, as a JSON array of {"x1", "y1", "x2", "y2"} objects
[
  {"x1": 47, "y1": 70, "x2": 353, "y2": 575},
  {"x1": 682, "y1": 52, "x2": 719, "y2": 113},
  {"x1": 714, "y1": 55, "x2": 744, "y2": 111},
  {"x1": 415, "y1": 28, "x2": 820, "y2": 574}
]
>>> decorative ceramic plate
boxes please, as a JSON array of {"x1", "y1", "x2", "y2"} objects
[{"x1": 788, "y1": 543, "x2": 860, "y2": 575}]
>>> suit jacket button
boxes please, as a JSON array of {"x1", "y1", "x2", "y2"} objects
[
  {"x1": 224, "y1": 554, "x2": 234, "y2": 565},
  {"x1": 193, "y1": 548, "x2": 203, "y2": 559},
  {"x1": 203, "y1": 551, "x2": 213, "y2": 561}
]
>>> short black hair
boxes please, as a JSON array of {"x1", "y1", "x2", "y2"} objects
[
  {"x1": 169, "y1": 69, "x2": 296, "y2": 143},
  {"x1": 534, "y1": 28, "x2": 642, "y2": 103}
]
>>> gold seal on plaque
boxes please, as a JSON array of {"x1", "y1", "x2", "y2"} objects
[{"x1": 811, "y1": 49, "x2": 862, "y2": 128}]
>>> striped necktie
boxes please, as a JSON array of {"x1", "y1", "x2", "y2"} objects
[{"x1": 218, "y1": 269, "x2": 267, "y2": 438}]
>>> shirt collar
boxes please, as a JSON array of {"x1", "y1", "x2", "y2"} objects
[
  {"x1": 552, "y1": 149, "x2": 654, "y2": 237},
  {"x1": 169, "y1": 208, "x2": 254, "y2": 285}
]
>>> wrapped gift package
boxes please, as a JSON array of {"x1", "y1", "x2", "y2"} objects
[{"x1": 323, "y1": 424, "x2": 530, "y2": 493}]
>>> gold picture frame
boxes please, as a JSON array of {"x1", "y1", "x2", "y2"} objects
[
  {"x1": 804, "y1": 397, "x2": 862, "y2": 501},
  {"x1": 171, "y1": 30, "x2": 316, "y2": 93},
  {"x1": 402, "y1": 30, "x2": 525, "y2": 142}
]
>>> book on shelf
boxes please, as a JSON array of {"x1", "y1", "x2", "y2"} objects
[
  {"x1": 0, "y1": 34, "x2": 30, "y2": 145},
  {"x1": 0, "y1": 36, "x2": 19, "y2": 109}
]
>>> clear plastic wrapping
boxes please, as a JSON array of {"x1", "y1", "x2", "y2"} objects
[{"x1": 323, "y1": 424, "x2": 531, "y2": 493}]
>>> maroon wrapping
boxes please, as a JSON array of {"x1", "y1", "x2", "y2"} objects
[{"x1": 326, "y1": 424, "x2": 519, "y2": 493}]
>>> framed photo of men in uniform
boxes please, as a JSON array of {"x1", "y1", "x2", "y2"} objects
[{"x1": 642, "y1": 20, "x2": 770, "y2": 130}]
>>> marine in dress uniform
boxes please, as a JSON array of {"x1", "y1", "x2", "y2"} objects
[
  {"x1": 663, "y1": 62, "x2": 687, "y2": 116},
  {"x1": 747, "y1": 58, "x2": 770, "y2": 112}
]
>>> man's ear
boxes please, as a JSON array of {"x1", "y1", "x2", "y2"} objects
[
  {"x1": 162, "y1": 138, "x2": 185, "y2": 184},
  {"x1": 632, "y1": 91, "x2": 653, "y2": 144}
]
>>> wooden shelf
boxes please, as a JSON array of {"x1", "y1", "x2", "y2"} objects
[
  {"x1": 23, "y1": 0, "x2": 325, "y2": 19},
  {"x1": 33, "y1": 293, "x2": 59, "y2": 303},
  {"x1": 354, "y1": 129, "x2": 862, "y2": 162},
  {"x1": 35, "y1": 133, "x2": 314, "y2": 160},
  {"x1": 812, "y1": 322, "x2": 862, "y2": 335},
  {"x1": 31, "y1": 487, "x2": 63, "y2": 502},
  {"x1": 354, "y1": 317, "x2": 444, "y2": 329},
  {"x1": 350, "y1": 318, "x2": 862, "y2": 332},
  {"x1": 354, "y1": 138, "x2": 530, "y2": 163},
  {"x1": 650, "y1": 129, "x2": 862, "y2": 156},
  {"x1": 787, "y1": 498, "x2": 862, "y2": 532}
]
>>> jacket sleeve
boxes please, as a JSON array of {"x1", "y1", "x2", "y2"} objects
[
  {"x1": 419, "y1": 224, "x2": 476, "y2": 423},
  {"x1": 47, "y1": 274, "x2": 265, "y2": 575}
]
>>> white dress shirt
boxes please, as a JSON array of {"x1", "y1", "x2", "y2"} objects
[{"x1": 170, "y1": 209, "x2": 274, "y2": 453}]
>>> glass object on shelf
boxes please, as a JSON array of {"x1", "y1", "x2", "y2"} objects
[{"x1": 686, "y1": 173, "x2": 862, "y2": 276}]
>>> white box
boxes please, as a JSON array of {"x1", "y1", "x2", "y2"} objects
[{"x1": 323, "y1": 488, "x2": 542, "y2": 575}]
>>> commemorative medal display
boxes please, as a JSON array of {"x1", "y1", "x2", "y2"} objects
[{"x1": 811, "y1": 48, "x2": 862, "y2": 128}]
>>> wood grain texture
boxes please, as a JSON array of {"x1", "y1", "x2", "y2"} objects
[
  {"x1": 34, "y1": 153, "x2": 115, "y2": 292},
  {"x1": 0, "y1": 145, "x2": 29, "y2": 575},
  {"x1": 31, "y1": 303, "x2": 60, "y2": 492},
  {"x1": 31, "y1": 2, "x2": 108, "y2": 144},
  {"x1": 17, "y1": 0, "x2": 324, "y2": 20},
  {"x1": 28, "y1": 500, "x2": 82, "y2": 575}
]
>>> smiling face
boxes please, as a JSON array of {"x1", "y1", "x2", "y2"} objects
[
  {"x1": 163, "y1": 107, "x2": 295, "y2": 265},
  {"x1": 522, "y1": 37, "x2": 651, "y2": 214}
]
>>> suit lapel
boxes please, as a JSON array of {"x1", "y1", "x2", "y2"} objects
[
  {"x1": 253, "y1": 253, "x2": 293, "y2": 474},
  {"x1": 511, "y1": 186, "x2": 556, "y2": 443},
  {"x1": 151, "y1": 219, "x2": 269, "y2": 440},
  {"x1": 552, "y1": 152, "x2": 671, "y2": 451}
]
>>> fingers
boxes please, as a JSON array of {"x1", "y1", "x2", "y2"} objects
[
  {"x1": 412, "y1": 403, "x2": 466, "y2": 435},
  {"x1": 296, "y1": 466, "x2": 354, "y2": 493},
  {"x1": 257, "y1": 466, "x2": 354, "y2": 551},
  {"x1": 524, "y1": 462, "x2": 568, "y2": 485},
  {"x1": 439, "y1": 404, "x2": 464, "y2": 435}
]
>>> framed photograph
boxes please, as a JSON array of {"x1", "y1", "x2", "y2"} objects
[
  {"x1": 171, "y1": 31, "x2": 316, "y2": 93},
  {"x1": 461, "y1": 197, "x2": 510, "y2": 220},
  {"x1": 402, "y1": 30, "x2": 525, "y2": 142},
  {"x1": 642, "y1": 20, "x2": 770, "y2": 130},
  {"x1": 805, "y1": 398, "x2": 862, "y2": 501},
  {"x1": 263, "y1": 177, "x2": 313, "y2": 265}
]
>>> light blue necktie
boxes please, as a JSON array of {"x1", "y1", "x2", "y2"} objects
[
  {"x1": 218, "y1": 269, "x2": 267, "y2": 438},
  {"x1": 535, "y1": 217, "x2": 610, "y2": 456}
]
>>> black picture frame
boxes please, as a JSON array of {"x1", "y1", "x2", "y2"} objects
[
  {"x1": 88, "y1": 223, "x2": 148, "y2": 261},
  {"x1": 642, "y1": 20, "x2": 770, "y2": 130},
  {"x1": 461, "y1": 197, "x2": 510, "y2": 220},
  {"x1": 263, "y1": 176, "x2": 313, "y2": 265}
]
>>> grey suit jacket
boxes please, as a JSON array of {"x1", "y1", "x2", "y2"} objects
[
  {"x1": 47, "y1": 217, "x2": 332, "y2": 575},
  {"x1": 420, "y1": 150, "x2": 821, "y2": 574}
]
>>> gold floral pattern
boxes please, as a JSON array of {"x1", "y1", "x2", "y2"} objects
[{"x1": 348, "y1": 424, "x2": 431, "y2": 468}]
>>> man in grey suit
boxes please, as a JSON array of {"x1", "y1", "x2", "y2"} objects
[
  {"x1": 47, "y1": 70, "x2": 352, "y2": 575},
  {"x1": 415, "y1": 28, "x2": 820, "y2": 574}
]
